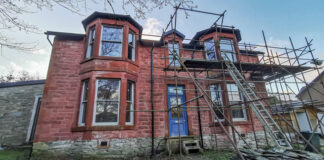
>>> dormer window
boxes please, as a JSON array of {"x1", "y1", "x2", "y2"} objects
[
  {"x1": 219, "y1": 38, "x2": 236, "y2": 62},
  {"x1": 100, "y1": 26, "x2": 123, "y2": 57},
  {"x1": 204, "y1": 39, "x2": 217, "y2": 60},
  {"x1": 128, "y1": 31, "x2": 135, "y2": 61},
  {"x1": 86, "y1": 27, "x2": 95, "y2": 58}
]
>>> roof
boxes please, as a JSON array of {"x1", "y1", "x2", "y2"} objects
[
  {"x1": 82, "y1": 12, "x2": 143, "y2": 32},
  {"x1": 239, "y1": 50, "x2": 264, "y2": 56},
  {"x1": 163, "y1": 29, "x2": 185, "y2": 39},
  {"x1": 45, "y1": 31, "x2": 85, "y2": 40},
  {"x1": 190, "y1": 27, "x2": 241, "y2": 45},
  {"x1": 297, "y1": 70, "x2": 324, "y2": 99},
  {"x1": 271, "y1": 101, "x2": 313, "y2": 114},
  {"x1": 0, "y1": 80, "x2": 45, "y2": 88}
]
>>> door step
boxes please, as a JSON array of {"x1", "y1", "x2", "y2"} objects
[{"x1": 182, "y1": 140, "x2": 203, "y2": 155}]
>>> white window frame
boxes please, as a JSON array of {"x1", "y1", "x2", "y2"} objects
[
  {"x1": 92, "y1": 79, "x2": 121, "y2": 126},
  {"x1": 99, "y1": 26, "x2": 123, "y2": 57},
  {"x1": 204, "y1": 38, "x2": 217, "y2": 61},
  {"x1": 86, "y1": 27, "x2": 95, "y2": 58},
  {"x1": 26, "y1": 94, "x2": 42, "y2": 142},
  {"x1": 126, "y1": 81, "x2": 134, "y2": 125},
  {"x1": 78, "y1": 80, "x2": 89, "y2": 126},
  {"x1": 227, "y1": 84, "x2": 247, "y2": 121},
  {"x1": 209, "y1": 84, "x2": 225, "y2": 122},
  {"x1": 128, "y1": 31, "x2": 136, "y2": 61}
]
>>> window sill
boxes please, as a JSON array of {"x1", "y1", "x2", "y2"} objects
[
  {"x1": 210, "y1": 120, "x2": 251, "y2": 127},
  {"x1": 72, "y1": 125, "x2": 135, "y2": 132}
]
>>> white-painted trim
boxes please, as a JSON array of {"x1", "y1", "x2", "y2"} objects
[
  {"x1": 92, "y1": 79, "x2": 121, "y2": 126},
  {"x1": 25, "y1": 94, "x2": 42, "y2": 142},
  {"x1": 78, "y1": 81, "x2": 87, "y2": 126}
]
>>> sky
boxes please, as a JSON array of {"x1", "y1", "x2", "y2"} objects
[{"x1": 0, "y1": 0, "x2": 323, "y2": 81}]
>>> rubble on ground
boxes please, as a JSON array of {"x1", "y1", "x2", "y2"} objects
[{"x1": 239, "y1": 147, "x2": 324, "y2": 160}]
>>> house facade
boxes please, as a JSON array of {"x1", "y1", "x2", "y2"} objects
[
  {"x1": 32, "y1": 12, "x2": 268, "y2": 158},
  {"x1": 0, "y1": 80, "x2": 44, "y2": 148}
]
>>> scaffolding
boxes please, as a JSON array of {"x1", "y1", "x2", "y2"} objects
[{"x1": 131, "y1": 5, "x2": 324, "y2": 159}]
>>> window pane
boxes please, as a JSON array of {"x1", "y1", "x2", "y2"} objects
[
  {"x1": 170, "y1": 97, "x2": 183, "y2": 118},
  {"x1": 204, "y1": 39, "x2": 217, "y2": 60},
  {"x1": 95, "y1": 101, "x2": 119, "y2": 123},
  {"x1": 204, "y1": 39, "x2": 216, "y2": 52},
  {"x1": 128, "y1": 45, "x2": 134, "y2": 60},
  {"x1": 210, "y1": 84, "x2": 224, "y2": 120},
  {"x1": 232, "y1": 108, "x2": 245, "y2": 119},
  {"x1": 83, "y1": 80, "x2": 89, "y2": 101},
  {"x1": 86, "y1": 28, "x2": 95, "y2": 58},
  {"x1": 128, "y1": 33, "x2": 134, "y2": 45},
  {"x1": 207, "y1": 52, "x2": 216, "y2": 60},
  {"x1": 168, "y1": 43, "x2": 180, "y2": 66},
  {"x1": 81, "y1": 102, "x2": 87, "y2": 123},
  {"x1": 168, "y1": 86, "x2": 183, "y2": 95},
  {"x1": 97, "y1": 79, "x2": 120, "y2": 100},
  {"x1": 102, "y1": 27, "x2": 122, "y2": 41},
  {"x1": 101, "y1": 42, "x2": 122, "y2": 57},
  {"x1": 127, "y1": 81, "x2": 133, "y2": 101},
  {"x1": 220, "y1": 39, "x2": 234, "y2": 51},
  {"x1": 126, "y1": 102, "x2": 131, "y2": 123},
  {"x1": 128, "y1": 32, "x2": 135, "y2": 61}
]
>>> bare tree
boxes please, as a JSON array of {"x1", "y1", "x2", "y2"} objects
[
  {"x1": 0, "y1": 0, "x2": 196, "y2": 51},
  {"x1": 0, "y1": 69, "x2": 40, "y2": 83}
]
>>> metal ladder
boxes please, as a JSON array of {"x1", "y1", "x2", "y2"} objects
[{"x1": 222, "y1": 56, "x2": 292, "y2": 148}]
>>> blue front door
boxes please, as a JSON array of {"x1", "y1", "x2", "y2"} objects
[{"x1": 167, "y1": 85, "x2": 189, "y2": 137}]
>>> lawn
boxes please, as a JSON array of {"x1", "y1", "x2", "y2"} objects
[
  {"x1": 0, "y1": 149, "x2": 31, "y2": 160},
  {"x1": 202, "y1": 150, "x2": 234, "y2": 160}
]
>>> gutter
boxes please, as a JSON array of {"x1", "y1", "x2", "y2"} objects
[{"x1": 150, "y1": 45, "x2": 155, "y2": 157}]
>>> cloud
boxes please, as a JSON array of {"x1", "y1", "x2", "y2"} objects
[
  {"x1": 9, "y1": 62, "x2": 23, "y2": 71},
  {"x1": 142, "y1": 18, "x2": 163, "y2": 40}
]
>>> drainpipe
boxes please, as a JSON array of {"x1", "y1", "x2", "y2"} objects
[
  {"x1": 191, "y1": 46, "x2": 204, "y2": 149},
  {"x1": 151, "y1": 44, "x2": 155, "y2": 157}
]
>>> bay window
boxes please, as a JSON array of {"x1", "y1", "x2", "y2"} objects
[
  {"x1": 210, "y1": 84, "x2": 224, "y2": 121},
  {"x1": 227, "y1": 84, "x2": 247, "y2": 121},
  {"x1": 100, "y1": 26, "x2": 123, "y2": 57},
  {"x1": 78, "y1": 79, "x2": 89, "y2": 126},
  {"x1": 86, "y1": 28, "x2": 95, "y2": 58},
  {"x1": 93, "y1": 79, "x2": 120, "y2": 125},
  {"x1": 128, "y1": 31, "x2": 135, "y2": 61},
  {"x1": 126, "y1": 81, "x2": 134, "y2": 125},
  {"x1": 220, "y1": 38, "x2": 236, "y2": 62},
  {"x1": 204, "y1": 38, "x2": 217, "y2": 60},
  {"x1": 168, "y1": 42, "x2": 180, "y2": 66}
]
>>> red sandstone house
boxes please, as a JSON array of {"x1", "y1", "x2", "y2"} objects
[{"x1": 33, "y1": 12, "x2": 267, "y2": 158}]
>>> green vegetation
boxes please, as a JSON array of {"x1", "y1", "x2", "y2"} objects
[
  {"x1": 202, "y1": 150, "x2": 234, "y2": 160},
  {"x1": 0, "y1": 149, "x2": 30, "y2": 160}
]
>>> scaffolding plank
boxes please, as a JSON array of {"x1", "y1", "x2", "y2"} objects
[{"x1": 183, "y1": 59, "x2": 312, "y2": 81}]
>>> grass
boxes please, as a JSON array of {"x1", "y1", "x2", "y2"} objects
[
  {"x1": 202, "y1": 150, "x2": 234, "y2": 160},
  {"x1": 0, "y1": 149, "x2": 31, "y2": 160}
]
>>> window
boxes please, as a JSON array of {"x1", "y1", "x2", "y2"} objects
[
  {"x1": 126, "y1": 81, "x2": 134, "y2": 125},
  {"x1": 93, "y1": 79, "x2": 120, "y2": 125},
  {"x1": 204, "y1": 38, "x2": 217, "y2": 60},
  {"x1": 128, "y1": 31, "x2": 135, "y2": 61},
  {"x1": 86, "y1": 28, "x2": 95, "y2": 58},
  {"x1": 78, "y1": 80, "x2": 89, "y2": 126},
  {"x1": 220, "y1": 38, "x2": 236, "y2": 62},
  {"x1": 100, "y1": 26, "x2": 123, "y2": 57},
  {"x1": 168, "y1": 42, "x2": 180, "y2": 66},
  {"x1": 210, "y1": 84, "x2": 224, "y2": 121},
  {"x1": 227, "y1": 84, "x2": 246, "y2": 121}
]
